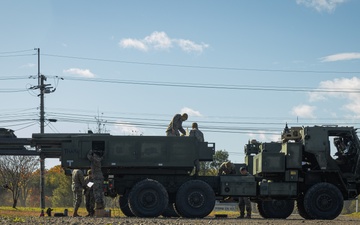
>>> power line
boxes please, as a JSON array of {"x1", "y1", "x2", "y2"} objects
[
  {"x1": 51, "y1": 75, "x2": 360, "y2": 93},
  {"x1": 0, "y1": 76, "x2": 30, "y2": 80},
  {"x1": 0, "y1": 49, "x2": 34, "y2": 54},
  {"x1": 0, "y1": 88, "x2": 29, "y2": 93},
  {"x1": 42, "y1": 53, "x2": 360, "y2": 74},
  {"x1": 0, "y1": 53, "x2": 35, "y2": 58}
]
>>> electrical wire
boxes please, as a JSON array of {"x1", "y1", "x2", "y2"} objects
[
  {"x1": 42, "y1": 53, "x2": 360, "y2": 74},
  {"x1": 0, "y1": 49, "x2": 35, "y2": 54},
  {"x1": 52, "y1": 75, "x2": 360, "y2": 94}
]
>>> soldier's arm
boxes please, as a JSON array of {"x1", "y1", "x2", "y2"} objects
[
  {"x1": 179, "y1": 127, "x2": 186, "y2": 135},
  {"x1": 171, "y1": 114, "x2": 180, "y2": 129},
  {"x1": 87, "y1": 150, "x2": 93, "y2": 161}
]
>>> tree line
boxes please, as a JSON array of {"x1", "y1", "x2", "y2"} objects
[{"x1": 0, "y1": 156, "x2": 72, "y2": 208}]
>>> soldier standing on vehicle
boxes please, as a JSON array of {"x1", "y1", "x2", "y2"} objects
[
  {"x1": 87, "y1": 149, "x2": 105, "y2": 210},
  {"x1": 166, "y1": 113, "x2": 188, "y2": 136},
  {"x1": 71, "y1": 169, "x2": 86, "y2": 217},
  {"x1": 84, "y1": 169, "x2": 95, "y2": 217},
  {"x1": 238, "y1": 167, "x2": 252, "y2": 219},
  {"x1": 218, "y1": 161, "x2": 236, "y2": 175},
  {"x1": 189, "y1": 122, "x2": 204, "y2": 142}
]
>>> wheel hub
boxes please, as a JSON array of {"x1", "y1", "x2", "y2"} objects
[
  {"x1": 316, "y1": 194, "x2": 332, "y2": 211},
  {"x1": 140, "y1": 191, "x2": 157, "y2": 208},
  {"x1": 188, "y1": 191, "x2": 204, "y2": 208}
]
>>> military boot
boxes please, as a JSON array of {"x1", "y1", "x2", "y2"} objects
[
  {"x1": 73, "y1": 209, "x2": 81, "y2": 217},
  {"x1": 237, "y1": 213, "x2": 245, "y2": 219}
]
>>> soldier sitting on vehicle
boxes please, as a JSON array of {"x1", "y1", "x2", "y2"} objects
[
  {"x1": 218, "y1": 161, "x2": 236, "y2": 175},
  {"x1": 189, "y1": 122, "x2": 204, "y2": 142}
]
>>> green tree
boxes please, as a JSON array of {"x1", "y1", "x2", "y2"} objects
[
  {"x1": 46, "y1": 165, "x2": 72, "y2": 207},
  {"x1": 199, "y1": 150, "x2": 229, "y2": 176}
]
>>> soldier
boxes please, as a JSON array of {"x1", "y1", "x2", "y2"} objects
[
  {"x1": 166, "y1": 113, "x2": 188, "y2": 136},
  {"x1": 87, "y1": 149, "x2": 105, "y2": 210},
  {"x1": 218, "y1": 161, "x2": 236, "y2": 175},
  {"x1": 84, "y1": 169, "x2": 95, "y2": 217},
  {"x1": 238, "y1": 167, "x2": 252, "y2": 219},
  {"x1": 189, "y1": 122, "x2": 204, "y2": 142},
  {"x1": 71, "y1": 169, "x2": 86, "y2": 217}
]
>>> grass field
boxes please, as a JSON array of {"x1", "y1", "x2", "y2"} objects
[
  {"x1": 0, "y1": 206, "x2": 241, "y2": 218},
  {"x1": 0, "y1": 206, "x2": 359, "y2": 219}
]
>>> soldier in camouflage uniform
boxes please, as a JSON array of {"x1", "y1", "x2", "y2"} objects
[
  {"x1": 238, "y1": 167, "x2": 252, "y2": 219},
  {"x1": 71, "y1": 169, "x2": 86, "y2": 217},
  {"x1": 84, "y1": 169, "x2": 95, "y2": 217},
  {"x1": 218, "y1": 161, "x2": 236, "y2": 175},
  {"x1": 189, "y1": 122, "x2": 204, "y2": 142},
  {"x1": 166, "y1": 113, "x2": 188, "y2": 136},
  {"x1": 87, "y1": 149, "x2": 105, "y2": 210}
]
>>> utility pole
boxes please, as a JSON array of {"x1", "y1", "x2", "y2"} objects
[{"x1": 35, "y1": 48, "x2": 46, "y2": 210}]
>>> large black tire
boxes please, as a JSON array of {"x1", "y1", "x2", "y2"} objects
[
  {"x1": 175, "y1": 180, "x2": 215, "y2": 218},
  {"x1": 258, "y1": 199, "x2": 294, "y2": 219},
  {"x1": 257, "y1": 200, "x2": 270, "y2": 218},
  {"x1": 128, "y1": 179, "x2": 168, "y2": 218},
  {"x1": 162, "y1": 203, "x2": 180, "y2": 218},
  {"x1": 296, "y1": 195, "x2": 313, "y2": 220},
  {"x1": 303, "y1": 182, "x2": 343, "y2": 220},
  {"x1": 119, "y1": 191, "x2": 135, "y2": 217}
]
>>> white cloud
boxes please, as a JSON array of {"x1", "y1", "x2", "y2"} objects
[
  {"x1": 309, "y1": 77, "x2": 360, "y2": 116},
  {"x1": 291, "y1": 104, "x2": 316, "y2": 118},
  {"x1": 296, "y1": 0, "x2": 347, "y2": 13},
  {"x1": 175, "y1": 39, "x2": 209, "y2": 53},
  {"x1": 120, "y1": 38, "x2": 148, "y2": 51},
  {"x1": 320, "y1": 52, "x2": 360, "y2": 62},
  {"x1": 119, "y1": 31, "x2": 209, "y2": 53},
  {"x1": 113, "y1": 121, "x2": 144, "y2": 136},
  {"x1": 144, "y1": 31, "x2": 172, "y2": 50},
  {"x1": 181, "y1": 107, "x2": 203, "y2": 117},
  {"x1": 247, "y1": 132, "x2": 280, "y2": 143},
  {"x1": 63, "y1": 68, "x2": 95, "y2": 78}
]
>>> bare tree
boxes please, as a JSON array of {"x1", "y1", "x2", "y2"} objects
[{"x1": 0, "y1": 156, "x2": 39, "y2": 208}]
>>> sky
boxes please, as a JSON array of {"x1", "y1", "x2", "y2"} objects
[{"x1": 1, "y1": 0, "x2": 360, "y2": 169}]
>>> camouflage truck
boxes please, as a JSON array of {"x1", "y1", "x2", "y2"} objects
[
  {"x1": 244, "y1": 124, "x2": 360, "y2": 219},
  {"x1": 2, "y1": 125, "x2": 360, "y2": 219}
]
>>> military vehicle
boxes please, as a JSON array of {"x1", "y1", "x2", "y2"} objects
[
  {"x1": 1, "y1": 124, "x2": 360, "y2": 219},
  {"x1": 245, "y1": 124, "x2": 360, "y2": 219}
]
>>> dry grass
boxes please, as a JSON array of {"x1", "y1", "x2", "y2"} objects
[{"x1": 0, "y1": 206, "x2": 240, "y2": 218}]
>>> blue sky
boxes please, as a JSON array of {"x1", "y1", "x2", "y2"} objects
[{"x1": 1, "y1": 0, "x2": 360, "y2": 168}]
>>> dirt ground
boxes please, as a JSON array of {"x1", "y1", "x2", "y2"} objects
[{"x1": 2, "y1": 214, "x2": 360, "y2": 225}]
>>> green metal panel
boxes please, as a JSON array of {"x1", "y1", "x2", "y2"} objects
[
  {"x1": 259, "y1": 182, "x2": 297, "y2": 197},
  {"x1": 245, "y1": 155, "x2": 254, "y2": 175},
  {"x1": 58, "y1": 135, "x2": 214, "y2": 172},
  {"x1": 281, "y1": 142, "x2": 302, "y2": 169},
  {"x1": 220, "y1": 175, "x2": 257, "y2": 196},
  {"x1": 285, "y1": 170, "x2": 299, "y2": 182},
  {"x1": 303, "y1": 127, "x2": 329, "y2": 169},
  {"x1": 260, "y1": 142, "x2": 282, "y2": 153},
  {"x1": 253, "y1": 152, "x2": 285, "y2": 174}
]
